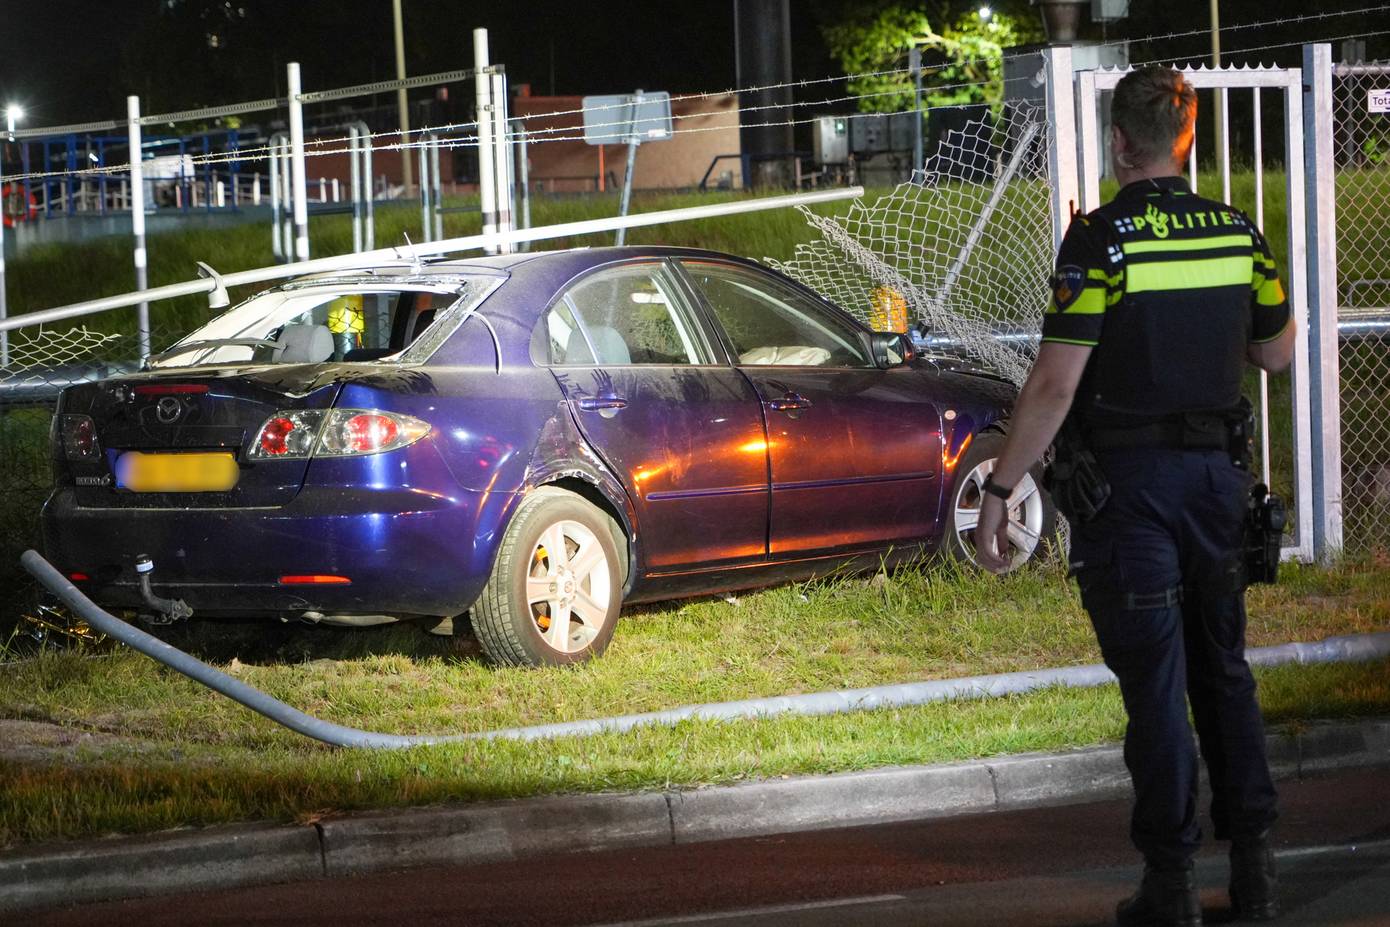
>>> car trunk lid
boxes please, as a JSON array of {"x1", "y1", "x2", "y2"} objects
[{"x1": 57, "y1": 365, "x2": 346, "y2": 508}]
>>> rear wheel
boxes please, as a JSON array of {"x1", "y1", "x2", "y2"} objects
[
  {"x1": 471, "y1": 488, "x2": 623, "y2": 667},
  {"x1": 944, "y1": 431, "x2": 1055, "y2": 572}
]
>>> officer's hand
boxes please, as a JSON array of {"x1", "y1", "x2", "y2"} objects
[{"x1": 971, "y1": 494, "x2": 1012, "y2": 574}]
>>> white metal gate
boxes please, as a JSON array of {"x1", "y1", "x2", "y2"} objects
[{"x1": 1055, "y1": 46, "x2": 1343, "y2": 563}]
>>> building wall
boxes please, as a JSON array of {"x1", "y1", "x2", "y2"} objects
[{"x1": 511, "y1": 93, "x2": 742, "y2": 192}]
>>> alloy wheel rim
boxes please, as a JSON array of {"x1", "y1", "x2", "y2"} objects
[
  {"x1": 952, "y1": 459, "x2": 1045, "y2": 571},
  {"x1": 525, "y1": 519, "x2": 611, "y2": 653}
]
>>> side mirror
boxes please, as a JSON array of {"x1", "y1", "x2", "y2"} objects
[{"x1": 870, "y1": 331, "x2": 916, "y2": 369}]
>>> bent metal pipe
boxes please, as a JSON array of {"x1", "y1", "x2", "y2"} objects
[{"x1": 21, "y1": 550, "x2": 1390, "y2": 749}]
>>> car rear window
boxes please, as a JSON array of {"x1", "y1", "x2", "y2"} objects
[{"x1": 148, "y1": 278, "x2": 496, "y2": 369}]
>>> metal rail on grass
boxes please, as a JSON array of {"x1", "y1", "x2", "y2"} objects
[
  {"x1": 0, "y1": 187, "x2": 864, "y2": 336},
  {"x1": 21, "y1": 550, "x2": 1390, "y2": 750}
]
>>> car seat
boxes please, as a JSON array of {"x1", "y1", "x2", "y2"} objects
[
  {"x1": 564, "y1": 324, "x2": 631, "y2": 365},
  {"x1": 274, "y1": 323, "x2": 335, "y2": 363}
]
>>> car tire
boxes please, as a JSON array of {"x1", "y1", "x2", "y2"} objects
[
  {"x1": 471, "y1": 488, "x2": 623, "y2": 667},
  {"x1": 943, "y1": 430, "x2": 1056, "y2": 572}
]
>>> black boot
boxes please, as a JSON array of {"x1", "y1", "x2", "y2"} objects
[
  {"x1": 1116, "y1": 861, "x2": 1203, "y2": 927},
  {"x1": 1230, "y1": 834, "x2": 1279, "y2": 920}
]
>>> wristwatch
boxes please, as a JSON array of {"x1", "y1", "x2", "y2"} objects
[{"x1": 981, "y1": 474, "x2": 1013, "y2": 501}]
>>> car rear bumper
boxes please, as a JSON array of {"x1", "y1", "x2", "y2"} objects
[{"x1": 41, "y1": 484, "x2": 521, "y2": 617}]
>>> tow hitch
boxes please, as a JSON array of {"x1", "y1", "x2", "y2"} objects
[{"x1": 134, "y1": 554, "x2": 194, "y2": 625}]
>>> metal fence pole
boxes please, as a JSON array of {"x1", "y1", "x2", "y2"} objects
[
  {"x1": 269, "y1": 133, "x2": 284, "y2": 260},
  {"x1": 0, "y1": 167, "x2": 7, "y2": 367},
  {"x1": 428, "y1": 136, "x2": 439, "y2": 243},
  {"x1": 348, "y1": 125, "x2": 362, "y2": 253},
  {"x1": 419, "y1": 137, "x2": 432, "y2": 242},
  {"x1": 1042, "y1": 45, "x2": 1078, "y2": 251},
  {"x1": 474, "y1": 30, "x2": 498, "y2": 255},
  {"x1": 491, "y1": 68, "x2": 512, "y2": 254},
  {"x1": 616, "y1": 92, "x2": 641, "y2": 247},
  {"x1": 361, "y1": 123, "x2": 375, "y2": 250},
  {"x1": 286, "y1": 62, "x2": 310, "y2": 261},
  {"x1": 513, "y1": 118, "x2": 530, "y2": 251},
  {"x1": 127, "y1": 96, "x2": 150, "y2": 360},
  {"x1": 1303, "y1": 43, "x2": 1343, "y2": 559}
]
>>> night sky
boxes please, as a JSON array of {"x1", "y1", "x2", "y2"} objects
[{"x1": 0, "y1": 0, "x2": 1386, "y2": 129}]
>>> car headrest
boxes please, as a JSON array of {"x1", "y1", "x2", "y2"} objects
[
  {"x1": 565, "y1": 324, "x2": 630, "y2": 365},
  {"x1": 276, "y1": 323, "x2": 335, "y2": 364}
]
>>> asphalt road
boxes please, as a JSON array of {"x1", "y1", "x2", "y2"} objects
[{"x1": 28, "y1": 767, "x2": 1390, "y2": 926}]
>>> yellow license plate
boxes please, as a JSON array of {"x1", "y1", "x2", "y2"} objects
[{"x1": 115, "y1": 451, "x2": 239, "y2": 492}]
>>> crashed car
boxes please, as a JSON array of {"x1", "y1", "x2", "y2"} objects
[{"x1": 43, "y1": 247, "x2": 1052, "y2": 666}]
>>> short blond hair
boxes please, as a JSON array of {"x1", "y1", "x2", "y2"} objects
[{"x1": 1112, "y1": 66, "x2": 1197, "y2": 169}]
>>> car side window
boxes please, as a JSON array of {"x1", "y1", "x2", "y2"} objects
[
  {"x1": 679, "y1": 262, "x2": 873, "y2": 368},
  {"x1": 545, "y1": 263, "x2": 706, "y2": 366}
]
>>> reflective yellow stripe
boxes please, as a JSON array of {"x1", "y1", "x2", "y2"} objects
[
  {"x1": 1255, "y1": 277, "x2": 1286, "y2": 307},
  {"x1": 1046, "y1": 286, "x2": 1107, "y2": 315},
  {"x1": 1126, "y1": 256, "x2": 1254, "y2": 293},
  {"x1": 1123, "y1": 234, "x2": 1252, "y2": 255}
]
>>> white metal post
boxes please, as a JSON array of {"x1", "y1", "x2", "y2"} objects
[
  {"x1": 362, "y1": 126, "x2": 375, "y2": 250},
  {"x1": 419, "y1": 138, "x2": 432, "y2": 242},
  {"x1": 349, "y1": 124, "x2": 362, "y2": 252},
  {"x1": 128, "y1": 96, "x2": 150, "y2": 360},
  {"x1": 286, "y1": 62, "x2": 310, "y2": 261},
  {"x1": 474, "y1": 29, "x2": 498, "y2": 255},
  {"x1": 1283, "y1": 71, "x2": 1315, "y2": 562},
  {"x1": 0, "y1": 159, "x2": 7, "y2": 366},
  {"x1": 1075, "y1": 68, "x2": 1102, "y2": 214},
  {"x1": 1302, "y1": 43, "x2": 1343, "y2": 558},
  {"x1": 1042, "y1": 46, "x2": 1078, "y2": 250},
  {"x1": 513, "y1": 117, "x2": 530, "y2": 249},
  {"x1": 430, "y1": 136, "x2": 443, "y2": 241},
  {"x1": 491, "y1": 68, "x2": 513, "y2": 254},
  {"x1": 392, "y1": 0, "x2": 413, "y2": 193}
]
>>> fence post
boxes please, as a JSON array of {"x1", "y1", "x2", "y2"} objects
[
  {"x1": 1303, "y1": 43, "x2": 1343, "y2": 559},
  {"x1": 491, "y1": 68, "x2": 513, "y2": 254},
  {"x1": 1042, "y1": 45, "x2": 1078, "y2": 252},
  {"x1": 349, "y1": 124, "x2": 362, "y2": 252},
  {"x1": 474, "y1": 29, "x2": 498, "y2": 255},
  {"x1": 0, "y1": 156, "x2": 7, "y2": 366},
  {"x1": 286, "y1": 62, "x2": 310, "y2": 261},
  {"x1": 128, "y1": 96, "x2": 150, "y2": 360}
]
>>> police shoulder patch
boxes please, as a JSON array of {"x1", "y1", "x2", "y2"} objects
[{"x1": 1051, "y1": 265, "x2": 1087, "y2": 311}]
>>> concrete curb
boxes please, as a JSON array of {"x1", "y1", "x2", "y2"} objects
[{"x1": 3, "y1": 717, "x2": 1387, "y2": 913}]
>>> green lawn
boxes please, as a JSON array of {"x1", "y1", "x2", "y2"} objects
[{"x1": 0, "y1": 556, "x2": 1386, "y2": 848}]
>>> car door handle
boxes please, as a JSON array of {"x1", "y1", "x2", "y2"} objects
[
  {"x1": 578, "y1": 395, "x2": 628, "y2": 411},
  {"x1": 768, "y1": 393, "x2": 812, "y2": 412}
]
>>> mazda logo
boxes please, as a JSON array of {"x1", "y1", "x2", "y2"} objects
[{"x1": 155, "y1": 396, "x2": 184, "y2": 424}]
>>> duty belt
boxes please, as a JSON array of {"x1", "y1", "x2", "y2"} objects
[{"x1": 1086, "y1": 416, "x2": 1230, "y2": 451}]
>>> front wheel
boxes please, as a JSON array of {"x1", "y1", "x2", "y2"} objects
[
  {"x1": 943, "y1": 431, "x2": 1056, "y2": 572},
  {"x1": 471, "y1": 488, "x2": 623, "y2": 667}
]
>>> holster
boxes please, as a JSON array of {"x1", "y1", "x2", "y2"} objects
[{"x1": 1044, "y1": 417, "x2": 1111, "y2": 524}]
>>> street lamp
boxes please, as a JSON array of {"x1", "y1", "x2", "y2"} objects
[
  {"x1": 979, "y1": 6, "x2": 993, "y2": 21},
  {"x1": 6, "y1": 104, "x2": 22, "y2": 142}
]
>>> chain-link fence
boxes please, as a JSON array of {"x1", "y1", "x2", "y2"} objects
[
  {"x1": 0, "y1": 317, "x2": 195, "y2": 637},
  {"x1": 772, "y1": 103, "x2": 1054, "y2": 389},
  {"x1": 1334, "y1": 61, "x2": 1390, "y2": 556}
]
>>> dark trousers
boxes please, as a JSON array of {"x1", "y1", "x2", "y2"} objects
[{"x1": 1068, "y1": 448, "x2": 1279, "y2": 868}]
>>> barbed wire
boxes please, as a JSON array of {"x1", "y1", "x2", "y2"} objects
[{"x1": 1, "y1": 8, "x2": 1387, "y2": 188}]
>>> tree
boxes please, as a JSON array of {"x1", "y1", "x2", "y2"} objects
[{"x1": 820, "y1": 1, "x2": 1043, "y2": 112}]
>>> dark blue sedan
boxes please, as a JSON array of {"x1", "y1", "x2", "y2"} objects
[{"x1": 43, "y1": 247, "x2": 1051, "y2": 666}]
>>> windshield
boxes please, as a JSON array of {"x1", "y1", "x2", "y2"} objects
[{"x1": 148, "y1": 278, "x2": 496, "y2": 369}]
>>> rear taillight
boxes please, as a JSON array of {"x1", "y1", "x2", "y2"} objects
[
  {"x1": 248, "y1": 410, "x2": 325, "y2": 459},
  {"x1": 58, "y1": 414, "x2": 101, "y2": 461},
  {"x1": 249, "y1": 409, "x2": 429, "y2": 460}
]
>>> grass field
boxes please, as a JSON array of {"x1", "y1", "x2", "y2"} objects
[{"x1": 0, "y1": 555, "x2": 1386, "y2": 848}]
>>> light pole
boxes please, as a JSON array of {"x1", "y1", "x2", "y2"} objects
[
  {"x1": 6, "y1": 104, "x2": 22, "y2": 142},
  {"x1": 392, "y1": 0, "x2": 413, "y2": 192}
]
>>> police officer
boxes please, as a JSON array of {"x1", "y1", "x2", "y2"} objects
[{"x1": 973, "y1": 66, "x2": 1295, "y2": 926}]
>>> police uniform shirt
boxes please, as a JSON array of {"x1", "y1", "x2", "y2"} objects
[{"x1": 1040, "y1": 177, "x2": 1290, "y2": 426}]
